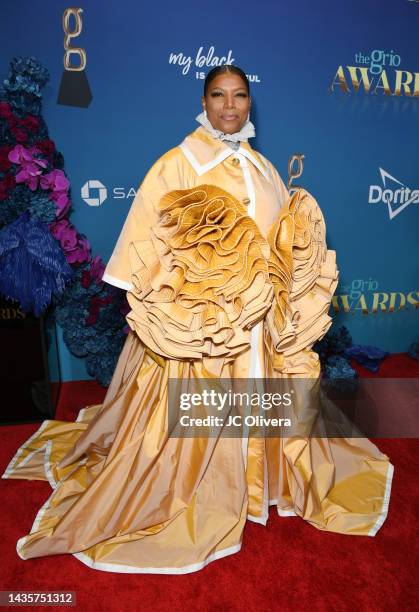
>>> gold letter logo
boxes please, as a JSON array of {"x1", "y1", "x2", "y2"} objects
[
  {"x1": 288, "y1": 154, "x2": 305, "y2": 193},
  {"x1": 63, "y1": 8, "x2": 86, "y2": 71}
]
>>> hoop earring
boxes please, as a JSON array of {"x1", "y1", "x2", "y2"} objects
[
  {"x1": 247, "y1": 112, "x2": 250, "y2": 121},
  {"x1": 204, "y1": 109, "x2": 207, "y2": 117}
]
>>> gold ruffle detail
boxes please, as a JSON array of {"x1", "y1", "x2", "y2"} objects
[
  {"x1": 126, "y1": 185, "x2": 274, "y2": 366},
  {"x1": 264, "y1": 188, "x2": 339, "y2": 373}
]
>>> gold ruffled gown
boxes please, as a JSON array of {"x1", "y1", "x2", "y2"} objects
[{"x1": 2, "y1": 185, "x2": 393, "y2": 574}]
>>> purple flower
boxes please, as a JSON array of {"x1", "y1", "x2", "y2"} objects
[
  {"x1": 8, "y1": 144, "x2": 46, "y2": 166},
  {"x1": 50, "y1": 219, "x2": 91, "y2": 264},
  {"x1": 50, "y1": 190, "x2": 71, "y2": 218},
  {"x1": 40, "y1": 169, "x2": 69, "y2": 192},
  {"x1": 40, "y1": 169, "x2": 71, "y2": 219},
  {"x1": 8, "y1": 144, "x2": 33, "y2": 164},
  {"x1": 67, "y1": 236, "x2": 90, "y2": 264},
  {"x1": 8, "y1": 144, "x2": 47, "y2": 191},
  {"x1": 15, "y1": 162, "x2": 43, "y2": 190}
]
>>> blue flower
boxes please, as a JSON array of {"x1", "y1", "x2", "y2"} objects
[
  {"x1": 0, "y1": 211, "x2": 73, "y2": 315},
  {"x1": 313, "y1": 325, "x2": 353, "y2": 364},
  {"x1": 28, "y1": 191, "x2": 57, "y2": 223},
  {"x1": 0, "y1": 184, "x2": 31, "y2": 227},
  {"x1": 322, "y1": 355, "x2": 358, "y2": 395},
  {"x1": 343, "y1": 344, "x2": 388, "y2": 372},
  {"x1": 3, "y1": 56, "x2": 50, "y2": 116}
]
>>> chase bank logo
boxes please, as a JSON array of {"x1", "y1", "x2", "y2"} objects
[
  {"x1": 368, "y1": 168, "x2": 419, "y2": 219},
  {"x1": 81, "y1": 180, "x2": 108, "y2": 206}
]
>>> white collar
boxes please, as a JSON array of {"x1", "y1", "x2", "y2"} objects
[
  {"x1": 179, "y1": 126, "x2": 270, "y2": 180},
  {"x1": 195, "y1": 111, "x2": 256, "y2": 143}
]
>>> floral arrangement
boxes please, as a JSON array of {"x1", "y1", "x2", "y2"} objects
[
  {"x1": 0, "y1": 56, "x2": 128, "y2": 386},
  {"x1": 313, "y1": 323, "x2": 390, "y2": 384}
]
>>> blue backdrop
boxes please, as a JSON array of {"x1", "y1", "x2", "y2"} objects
[{"x1": 2, "y1": 0, "x2": 418, "y2": 381}]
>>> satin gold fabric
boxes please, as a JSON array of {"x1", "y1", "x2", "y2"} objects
[
  {"x1": 2, "y1": 130, "x2": 393, "y2": 574},
  {"x1": 103, "y1": 126, "x2": 289, "y2": 291}
]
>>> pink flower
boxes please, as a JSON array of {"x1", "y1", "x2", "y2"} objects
[
  {"x1": 50, "y1": 219, "x2": 76, "y2": 245},
  {"x1": 8, "y1": 144, "x2": 43, "y2": 164},
  {"x1": 49, "y1": 218, "x2": 70, "y2": 239},
  {"x1": 8, "y1": 144, "x2": 47, "y2": 191},
  {"x1": 40, "y1": 169, "x2": 69, "y2": 192},
  {"x1": 50, "y1": 220, "x2": 91, "y2": 265},
  {"x1": 40, "y1": 170, "x2": 71, "y2": 218},
  {"x1": 8, "y1": 144, "x2": 32, "y2": 164},
  {"x1": 15, "y1": 162, "x2": 44, "y2": 190},
  {"x1": 50, "y1": 189, "x2": 71, "y2": 218},
  {"x1": 67, "y1": 236, "x2": 91, "y2": 264},
  {"x1": 8, "y1": 148, "x2": 69, "y2": 205}
]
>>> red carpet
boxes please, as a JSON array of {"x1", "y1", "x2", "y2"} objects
[{"x1": 1, "y1": 353, "x2": 418, "y2": 611}]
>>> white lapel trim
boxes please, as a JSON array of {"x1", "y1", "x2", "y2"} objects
[
  {"x1": 179, "y1": 142, "x2": 232, "y2": 176},
  {"x1": 179, "y1": 140, "x2": 270, "y2": 181},
  {"x1": 237, "y1": 146, "x2": 269, "y2": 181}
]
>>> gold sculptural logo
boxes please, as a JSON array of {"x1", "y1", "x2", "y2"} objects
[
  {"x1": 287, "y1": 154, "x2": 305, "y2": 193},
  {"x1": 330, "y1": 49, "x2": 419, "y2": 97},
  {"x1": 58, "y1": 8, "x2": 91, "y2": 107},
  {"x1": 63, "y1": 7, "x2": 86, "y2": 71}
]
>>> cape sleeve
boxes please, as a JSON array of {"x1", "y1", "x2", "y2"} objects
[
  {"x1": 103, "y1": 145, "x2": 188, "y2": 290},
  {"x1": 102, "y1": 187, "x2": 159, "y2": 291}
]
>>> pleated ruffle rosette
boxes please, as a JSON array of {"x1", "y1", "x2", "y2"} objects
[
  {"x1": 126, "y1": 185, "x2": 275, "y2": 365},
  {"x1": 264, "y1": 188, "x2": 339, "y2": 373}
]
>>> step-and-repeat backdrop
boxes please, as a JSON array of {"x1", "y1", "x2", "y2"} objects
[{"x1": 2, "y1": 0, "x2": 418, "y2": 381}]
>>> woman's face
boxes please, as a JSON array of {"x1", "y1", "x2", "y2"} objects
[{"x1": 201, "y1": 72, "x2": 251, "y2": 135}]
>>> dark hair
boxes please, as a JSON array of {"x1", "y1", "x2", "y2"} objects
[{"x1": 203, "y1": 65, "x2": 250, "y2": 97}]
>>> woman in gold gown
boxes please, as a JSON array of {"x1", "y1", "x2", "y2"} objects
[{"x1": 1, "y1": 66, "x2": 393, "y2": 574}]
